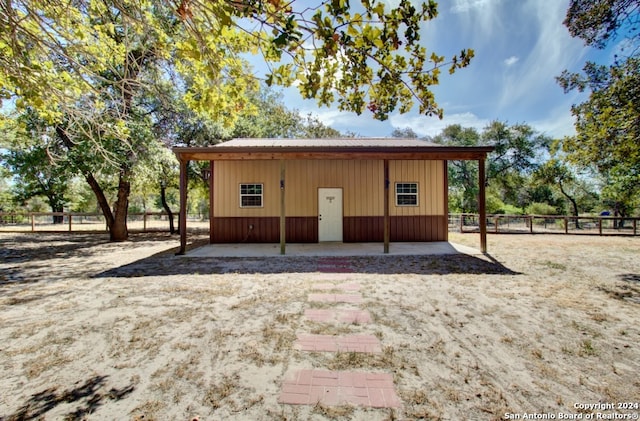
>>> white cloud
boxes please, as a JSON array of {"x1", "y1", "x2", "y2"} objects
[
  {"x1": 503, "y1": 55, "x2": 519, "y2": 67},
  {"x1": 451, "y1": 0, "x2": 495, "y2": 13},
  {"x1": 389, "y1": 112, "x2": 490, "y2": 138},
  {"x1": 497, "y1": 0, "x2": 589, "y2": 110}
]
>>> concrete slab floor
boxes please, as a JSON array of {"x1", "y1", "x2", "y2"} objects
[{"x1": 184, "y1": 241, "x2": 480, "y2": 258}]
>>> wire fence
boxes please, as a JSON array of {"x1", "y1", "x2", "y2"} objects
[
  {"x1": 449, "y1": 213, "x2": 639, "y2": 236},
  {"x1": 0, "y1": 211, "x2": 208, "y2": 233},
  {"x1": 1, "y1": 211, "x2": 638, "y2": 236}
]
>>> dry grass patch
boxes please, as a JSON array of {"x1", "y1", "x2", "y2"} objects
[{"x1": 1, "y1": 233, "x2": 639, "y2": 420}]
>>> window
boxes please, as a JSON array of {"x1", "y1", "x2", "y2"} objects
[
  {"x1": 395, "y1": 182, "x2": 418, "y2": 206},
  {"x1": 240, "y1": 183, "x2": 263, "y2": 207}
]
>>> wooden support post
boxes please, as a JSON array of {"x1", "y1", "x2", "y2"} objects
[
  {"x1": 530, "y1": 216, "x2": 534, "y2": 234},
  {"x1": 143, "y1": 212, "x2": 147, "y2": 231},
  {"x1": 31, "y1": 214, "x2": 35, "y2": 232},
  {"x1": 383, "y1": 159, "x2": 390, "y2": 254},
  {"x1": 209, "y1": 161, "x2": 214, "y2": 244},
  {"x1": 280, "y1": 160, "x2": 286, "y2": 255},
  {"x1": 634, "y1": 218, "x2": 637, "y2": 236},
  {"x1": 478, "y1": 159, "x2": 487, "y2": 253},
  {"x1": 443, "y1": 160, "x2": 449, "y2": 241},
  {"x1": 178, "y1": 159, "x2": 188, "y2": 255},
  {"x1": 599, "y1": 217, "x2": 603, "y2": 236},
  {"x1": 68, "y1": 213, "x2": 72, "y2": 232},
  {"x1": 564, "y1": 217, "x2": 568, "y2": 234}
]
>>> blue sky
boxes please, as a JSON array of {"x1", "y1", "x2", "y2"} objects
[{"x1": 263, "y1": 0, "x2": 615, "y2": 139}]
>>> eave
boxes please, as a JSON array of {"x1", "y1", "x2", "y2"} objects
[{"x1": 173, "y1": 146, "x2": 494, "y2": 162}]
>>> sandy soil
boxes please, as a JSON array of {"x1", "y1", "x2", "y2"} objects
[{"x1": 0, "y1": 232, "x2": 639, "y2": 421}]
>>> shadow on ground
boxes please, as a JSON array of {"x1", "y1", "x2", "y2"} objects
[
  {"x1": 96, "y1": 252, "x2": 519, "y2": 277},
  {"x1": 2, "y1": 375, "x2": 134, "y2": 421},
  {"x1": 596, "y1": 273, "x2": 640, "y2": 305},
  {"x1": 0, "y1": 232, "x2": 184, "y2": 285}
]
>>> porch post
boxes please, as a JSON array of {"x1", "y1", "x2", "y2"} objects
[
  {"x1": 443, "y1": 160, "x2": 449, "y2": 241},
  {"x1": 383, "y1": 159, "x2": 390, "y2": 254},
  {"x1": 280, "y1": 159, "x2": 286, "y2": 255},
  {"x1": 209, "y1": 160, "x2": 214, "y2": 244},
  {"x1": 178, "y1": 158, "x2": 188, "y2": 255},
  {"x1": 478, "y1": 158, "x2": 487, "y2": 253}
]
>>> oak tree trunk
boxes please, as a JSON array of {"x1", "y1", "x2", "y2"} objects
[{"x1": 160, "y1": 184, "x2": 176, "y2": 234}]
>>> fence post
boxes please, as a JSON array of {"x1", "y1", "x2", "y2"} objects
[
  {"x1": 68, "y1": 213, "x2": 72, "y2": 232},
  {"x1": 143, "y1": 212, "x2": 147, "y2": 231},
  {"x1": 599, "y1": 218, "x2": 603, "y2": 236},
  {"x1": 634, "y1": 218, "x2": 637, "y2": 236},
  {"x1": 529, "y1": 216, "x2": 533, "y2": 234},
  {"x1": 459, "y1": 214, "x2": 464, "y2": 233},
  {"x1": 494, "y1": 216, "x2": 499, "y2": 234},
  {"x1": 31, "y1": 214, "x2": 35, "y2": 232},
  {"x1": 564, "y1": 217, "x2": 568, "y2": 234}
]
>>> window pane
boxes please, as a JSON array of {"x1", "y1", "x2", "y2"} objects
[
  {"x1": 240, "y1": 183, "x2": 263, "y2": 207},
  {"x1": 241, "y1": 184, "x2": 262, "y2": 195},
  {"x1": 397, "y1": 194, "x2": 417, "y2": 206},
  {"x1": 241, "y1": 195, "x2": 262, "y2": 207},
  {"x1": 396, "y1": 183, "x2": 418, "y2": 206}
]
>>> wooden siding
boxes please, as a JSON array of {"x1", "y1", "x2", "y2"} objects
[
  {"x1": 212, "y1": 216, "x2": 446, "y2": 242},
  {"x1": 389, "y1": 160, "x2": 444, "y2": 216}
]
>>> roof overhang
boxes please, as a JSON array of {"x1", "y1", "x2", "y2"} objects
[{"x1": 173, "y1": 138, "x2": 494, "y2": 162}]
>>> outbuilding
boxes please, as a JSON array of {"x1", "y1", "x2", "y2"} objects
[{"x1": 173, "y1": 138, "x2": 493, "y2": 254}]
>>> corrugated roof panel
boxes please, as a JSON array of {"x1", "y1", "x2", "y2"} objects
[{"x1": 214, "y1": 138, "x2": 443, "y2": 148}]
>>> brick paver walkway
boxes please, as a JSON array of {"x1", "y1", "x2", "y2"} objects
[
  {"x1": 278, "y1": 256, "x2": 402, "y2": 410},
  {"x1": 317, "y1": 257, "x2": 354, "y2": 273},
  {"x1": 304, "y1": 308, "x2": 372, "y2": 324},
  {"x1": 278, "y1": 369, "x2": 401, "y2": 408},
  {"x1": 294, "y1": 333, "x2": 382, "y2": 353}
]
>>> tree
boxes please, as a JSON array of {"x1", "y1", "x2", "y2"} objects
[
  {"x1": 534, "y1": 159, "x2": 582, "y2": 222},
  {"x1": 0, "y1": 0, "x2": 473, "y2": 241},
  {"x1": 433, "y1": 122, "x2": 551, "y2": 213},
  {"x1": 0, "y1": 110, "x2": 74, "y2": 222},
  {"x1": 558, "y1": 0, "x2": 640, "y2": 216},
  {"x1": 432, "y1": 124, "x2": 481, "y2": 212},
  {"x1": 390, "y1": 127, "x2": 419, "y2": 138}
]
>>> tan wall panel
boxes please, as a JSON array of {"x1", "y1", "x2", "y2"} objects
[
  {"x1": 389, "y1": 160, "x2": 444, "y2": 216},
  {"x1": 213, "y1": 159, "x2": 444, "y2": 217},
  {"x1": 213, "y1": 160, "x2": 281, "y2": 217},
  {"x1": 285, "y1": 160, "x2": 384, "y2": 217}
]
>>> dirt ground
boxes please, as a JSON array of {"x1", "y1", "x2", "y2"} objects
[{"x1": 0, "y1": 232, "x2": 639, "y2": 421}]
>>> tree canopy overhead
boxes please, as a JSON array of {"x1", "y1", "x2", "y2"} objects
[
  {"x1": 559, "y1": 0, "x2": 639, "y2": 217},
  {"x1": 0, "y1": 0, "x2": 473, "y2": 129},
  {"x1": 1, "y1": 0, "x2": 474, "y2": 240}
]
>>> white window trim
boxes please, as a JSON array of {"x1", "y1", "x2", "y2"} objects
[
  {"x1": 239, "y1": 183, "x2": 263, "y2": 208},
  {"x1": 395, "y1": 182, "x2": 419, "y2": 206}
]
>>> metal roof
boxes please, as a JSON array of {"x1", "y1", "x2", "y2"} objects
[
  {"x1": 174, "y1": 137, "x2": 494, "y2": 161},
  {"x1": 212, "y1": 138, "x2": 443, "y2": 148}
]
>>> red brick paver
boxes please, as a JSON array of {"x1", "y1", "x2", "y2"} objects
[
  {"x1": 304, "y1": 308, "x2": 372, "y2": 324},
  {"x1": 294, "y1": 333, "x2": 381, "y2": 353},
  {"x1": 317, "y1": 257, "x2": 354, "y2": 273},
  {"x1": 279, "y1": 369, "x2": 401, "y2": 408},
  {"x1": 308, "y1": 293, "x2": 362, "y2": 303}
]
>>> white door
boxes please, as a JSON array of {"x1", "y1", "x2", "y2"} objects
[{"x1": 318, "y1": 188, "x2": 343, "y2": 242}]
